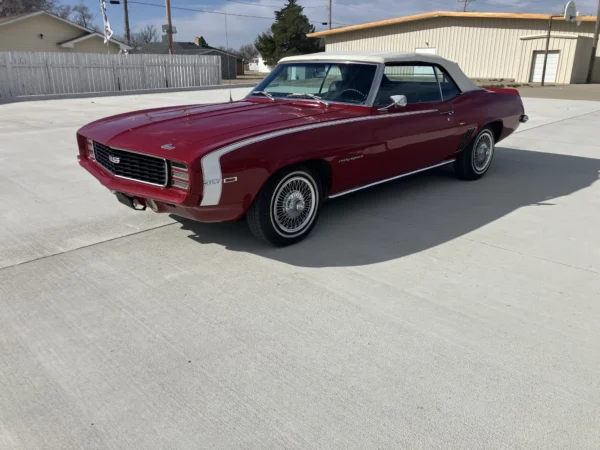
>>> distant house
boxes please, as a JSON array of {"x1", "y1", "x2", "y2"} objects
[
  {"x1": 137, "y1": 36, "x2": 243, "y2": 79},
  {"x1": 0, "y1": 11, "x2": 131, "y2": 53},
  {"x1": 248, "y1": 55, "x2": 271, "y2": 73}
]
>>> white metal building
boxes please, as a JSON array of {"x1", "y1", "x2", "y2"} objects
[{"x1": 307, "y1": 11, "x2": 600, "y2": 84}]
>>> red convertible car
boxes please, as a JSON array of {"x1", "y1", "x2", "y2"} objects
[{"x1": 77, "y1": 51, "x2": 528, "y2": 246}]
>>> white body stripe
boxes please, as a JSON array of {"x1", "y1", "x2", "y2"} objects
[{"x1": 199, "y1": 109, "x2": 438, "y2": 206}]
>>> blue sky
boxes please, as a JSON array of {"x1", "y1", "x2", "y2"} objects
[{"x1": 64, "y1": 0, "x2": 597, "y2": 48}]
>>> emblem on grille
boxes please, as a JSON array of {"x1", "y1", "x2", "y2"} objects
[
  {"x1": 161, "y1": 143, "x2": 176, "y2": 150},
  {"x1": 109, "y1": 155, "x2": 120, "y2": 164}
]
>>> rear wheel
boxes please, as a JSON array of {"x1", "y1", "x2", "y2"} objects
[
  {"x1": 246, "y1": 165, "x2": 321, "y2": 246},
  {"x1": 454, "y1": 126, "x2": 495, "y2": 180}
]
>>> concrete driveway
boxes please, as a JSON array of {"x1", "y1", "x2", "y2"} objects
[{"x1": 1, "y1": 89, "x2": 599, "y2": 449}]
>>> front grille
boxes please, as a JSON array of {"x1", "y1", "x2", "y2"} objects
[{"x1": 93, "y1": 142, "x2": 167, "y2": 186}]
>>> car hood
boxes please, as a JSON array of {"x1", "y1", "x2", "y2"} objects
[{"x1": 79, "y1": 100, "x2": 358, "y2": 163}]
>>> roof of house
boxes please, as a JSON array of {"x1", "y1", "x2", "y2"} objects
[
  {"x1": 138, "y1": 42, "x2": 239, "y2": 58},
  {"x1": 0, "y1": 10, "x2": 131, "y2": 49},
  {"x1": 279, "y1": 51, "x2": 481, "y2": 93},
  {"x1": 137, "y1": 41, "x2": 241, "y2": 58},
  {"x1": 57, "y1": 32, "x2": 131, "y2": 50},
  {"x1": 307, "y1": 11, "x2": 597, "y2": 38},
  {"x1": 0, "y1": 14, "x2": 28, "y2": 24}
]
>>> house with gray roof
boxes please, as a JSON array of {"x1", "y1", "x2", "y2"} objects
[{"x1": 136, "y1": 36, "x2": 242, "y2": 79}]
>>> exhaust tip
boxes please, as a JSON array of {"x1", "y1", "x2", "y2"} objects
[{"x1": 520, "y1": 114, "x2": 529, "y2": 123}]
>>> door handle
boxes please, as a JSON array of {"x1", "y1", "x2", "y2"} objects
[{"x1": 440, "y1": 110, "x2": 454, "y2": 116}]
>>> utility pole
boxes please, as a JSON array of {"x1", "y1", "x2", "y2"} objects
[
  {"x1": 123, "y1": 0, "x2": 131, "y2": 46},
  {"x1": 328, "y1": 0, "x2": 332, "y2": 29},
  {"x1": 541, "y1": 15, "x2": 561, "y2": 86},
  {"x1": 586, "y1": 0, "x2": 600, "y2": 83},
  {"x1": 165, "y1": 0, "x2": 174, "y2": 55}
]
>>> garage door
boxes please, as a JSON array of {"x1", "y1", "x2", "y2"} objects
[{"x1": 530, "y1": 51, "x2": 559, "y2": 83}]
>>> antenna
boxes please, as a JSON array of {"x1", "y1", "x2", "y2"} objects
[
  {"x1": 564, "y1": 0, "x2": 577, "y2": 22},
  {"x1": 224, "y1": 13, "x2": 233, "y2": 103},
  {"x1": 457, "y1": 0, "x2": 475, "y2": 12}
]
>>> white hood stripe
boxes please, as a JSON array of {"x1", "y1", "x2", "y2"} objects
[{"x1": 199, "y1": 108, "x2": 437, "y2": 206}]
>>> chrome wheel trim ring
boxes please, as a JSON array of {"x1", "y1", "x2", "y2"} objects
[
  {"x1": 472, "y1": 130, "x2": 494, "y2": 174},
  {"x1": 270, "y1": 172, "x2": 319, "y2": 238}
]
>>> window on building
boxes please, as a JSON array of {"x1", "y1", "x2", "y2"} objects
[
  {"x1": 375, "y1": 64, "x2": 442, "y2": 105},
  {"x1": 434, "y1": 67, "x2": 461, "y2": 101}
]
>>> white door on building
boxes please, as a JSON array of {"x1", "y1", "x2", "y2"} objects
[
  {"x1": 530, "y1": 51, "x2": 559, "y2": 83},
  {"x1": 415, "y1": 48, "x2": 436, "y2": 54}
]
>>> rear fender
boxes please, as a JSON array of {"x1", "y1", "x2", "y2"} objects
[{"x1": 485, "y1": 87, "x2": 527, "y2": 126}]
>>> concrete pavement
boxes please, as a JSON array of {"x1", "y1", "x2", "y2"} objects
[{"x1": 1, "y1": 90, "x2": 600, "y2": 449}]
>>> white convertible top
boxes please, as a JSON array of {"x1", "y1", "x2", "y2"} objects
[{"x1": 279, "y1": 51, "x2": 481, "y2": 93}]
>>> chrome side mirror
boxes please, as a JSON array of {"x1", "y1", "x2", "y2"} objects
[{"x1": 378, "y1": 94, "x2": 408, "y2": 111}]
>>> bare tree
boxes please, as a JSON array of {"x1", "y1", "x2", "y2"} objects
[
  {"x1": 118, "y1": 25, "x2": 160, "y2": 51},
  {"x1": 0, "y1": 0, "x2": 63, "y2": 16},
  {"x1": 52, "y1": 3, "x2": 71, "y2": 18},
  {"x1": 217, "y1": 45, "x2": 239, "y2": 56},
  {"x1": 238, "y1": 43, "x2": 258, "y2": 61},
  {"x1": 70, "y1": 2, "x2": 99, "y2": 31},
  {"x1": 133, "y1": 24, "x2": 159, "y2": 45}
]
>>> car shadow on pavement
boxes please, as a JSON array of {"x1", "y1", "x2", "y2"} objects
[{"x1": 172, "y1": 147, "x2": 600, "y2": 268}]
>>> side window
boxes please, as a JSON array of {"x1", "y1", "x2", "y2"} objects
[
  {"x1": 434, "y1": 67, "x2": 461, "y2": 101},
  {"x1": 375, "y1": 64, "x2": 442, "y2": 105}
]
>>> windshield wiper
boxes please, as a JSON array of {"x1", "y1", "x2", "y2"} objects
[
  {"x1": 287, "y1": 93, "x2": 330, "y2": 107},
  {"x1": 251, "y1": 90, "x2": 275, "y2": 101}
]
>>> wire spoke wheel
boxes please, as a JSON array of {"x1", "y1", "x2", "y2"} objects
[
  {"x1": 247, "y1": 166, "x2": 322, "y2": 246},
  {"x1": 472, "y1": 131, "x2": 494, "y2": 174},
  {"x1": 271, "y1": 175, "x2": 317, "y2": 235}
]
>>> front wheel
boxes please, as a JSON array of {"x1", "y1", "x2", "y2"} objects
[
  {"x1": 454, "y1": 127, "x2": 495, "y2": 180},
  {"x1": 246, "y1": 165, "x2": 321, "y2": 247}
]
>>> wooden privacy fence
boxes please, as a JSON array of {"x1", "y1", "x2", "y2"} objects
[{"x1": 0, "y1": 52, "x2": 221, "y2": 99}]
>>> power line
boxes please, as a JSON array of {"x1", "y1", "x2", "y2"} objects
[
  {"x1": 223, "y1": 0, "x2": 327, "y2": 8},
  {"x1": 128, "y1": 1, "x2": 278, "y2": 19},
  {"x1": 128, "y1": 0, "x2": 347, "y2": 24}
]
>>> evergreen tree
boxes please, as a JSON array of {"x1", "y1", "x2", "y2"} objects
[{"x1": 255, "y1": 0, "x2": 320, "y2": 67}]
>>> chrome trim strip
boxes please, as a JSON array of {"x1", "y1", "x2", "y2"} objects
[
  {"x1": 366, "y1": 63, "x2": 385, "y2": 107},
  {"x1": 199, "y1": 108, "x2": 439, "y2": 206},
  {"x1": 110, "y1": 146, "x2": 168, "y2": 161},
  {"x1": 112, "y1": 172, "x2": 167, "y2": 188},
  {"x1": 328, "y1": 159, "x2": 456, "y2": 199},
  {"x1": 245, "y1": 95, "x2": 371, "y2": 108},
  {"x1": 433, "y1": 66, "x2": 444, "y2": 103},
  {"x1": 171, "y1": 161, "x2": 189, "y2": 171}
]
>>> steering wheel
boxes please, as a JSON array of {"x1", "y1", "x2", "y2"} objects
[{"x1": 338, "y1": 88, "x2": 367, "y2": 101}]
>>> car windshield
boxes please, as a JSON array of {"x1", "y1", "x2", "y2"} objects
[{"x1": 251, "y1": 62, "x2": 377, "y2": 105}]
